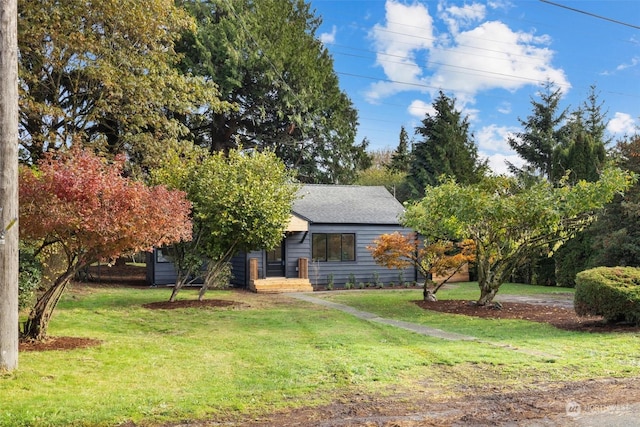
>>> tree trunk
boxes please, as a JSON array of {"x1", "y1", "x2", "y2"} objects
[
  {"x1": 198, "y1": 259, "x2": 231, "y2": 301},
  {"x1": 168, "y1": 266, "x2": 199, "y2": 302},
  {"x1": 477, "y1": 285, "x2": 499, "y2": 306},
  {"x1": 0, "y1": 0, "x2": 19, "y2": 371},
  {"x1": 475, "y1": 257, "x2": 501, "y2": 306},
  {"x1": 22, "y1": 269, "x2": 76, "y2": 341},
  {"x1": 423, "y1": 281, "x2": 437, "y2": 302}
]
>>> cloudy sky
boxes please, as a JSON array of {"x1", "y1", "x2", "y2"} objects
[{"x1": 311, "y1": 0, "x2": 640, "y2": 174}]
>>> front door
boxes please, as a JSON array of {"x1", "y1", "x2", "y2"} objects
[{"x1": 266, "y1": 240, "x2": 285, "y2": 277}]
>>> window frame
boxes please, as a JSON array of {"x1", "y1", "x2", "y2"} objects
[{"x1": 311, "y1": 233, "x2": 356, "y2": 262}]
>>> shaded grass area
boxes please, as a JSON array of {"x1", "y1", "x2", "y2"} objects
[{"x1": 2, "y1": 283, "x2": 639, "y2": 426}]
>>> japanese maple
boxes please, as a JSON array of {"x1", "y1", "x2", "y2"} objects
[
  {"x1": 368, "y1": 232, "x2": 475, "y2": 301},
  {"x1": 20, "y1": 148, "x2": 192, "y2": 340}
]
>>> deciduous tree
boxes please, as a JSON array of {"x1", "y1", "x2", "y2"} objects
[
  {"x1": 403, "y1": 169, "x2": 634, "y2": 306},
  {"x1": 367, "y1": 232, "x2": 474, "y2": 301},
  {"x1": 154, "y1": 146, "x2": 299, "y2": 301},
  {"x1": 19, "y1": 148, "x2": 192, "y2": 340},
  {"x1": 18, "y1": 0, "x2": 224, "y2": 170}
]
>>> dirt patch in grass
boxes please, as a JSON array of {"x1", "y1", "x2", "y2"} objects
[
  {"x1": 19, "y1": 336, "x2": 102, "y2": 352},
  {"x1": 214, "y1": 376, "x2": 640, "y2": 427},
  {"x1": 415, "y1": 299, "x2": 640, "y2": 333},
  {"x1": 142, "y1": 299, "x2": 240, "y2": 310}
]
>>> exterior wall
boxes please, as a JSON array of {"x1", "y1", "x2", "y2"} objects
[
  {"x1": 230, "y1": 253, "x2": 248, "y2": 286},
  {"x1": 148, "y1": 248, "x2": 183, "y2": 286},
  {"x1": 147, "y1": 226, "x2": 428, "y2": 288},
  {"x1": 304, "y1": 223, "x2": 416, "y2": 287},
  {"x1": 285, "y1": 231, "x2": 311, "y2": 279}
]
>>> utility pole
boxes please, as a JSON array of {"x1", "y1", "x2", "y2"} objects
[{"x1": 0, "y1": 0, "x2": 19, "y2": 372}]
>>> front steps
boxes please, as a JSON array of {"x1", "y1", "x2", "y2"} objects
[{"x1": 249, "y1": 277, "x2": 313, "y2": 293}]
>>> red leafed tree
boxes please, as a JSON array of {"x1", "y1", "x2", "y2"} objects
[
  {"x1": 368, "y1": 232, "x2": 475, "y2": 301},
  {"x1": 20, "y1": 148, "x2": 192, "y2": 340}
]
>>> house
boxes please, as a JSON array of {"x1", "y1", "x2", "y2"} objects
[{"x1": 148, "y1": 184, "x2": 420, "y2": 292}]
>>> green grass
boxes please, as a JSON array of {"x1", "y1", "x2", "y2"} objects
[
  {"x1": 323, "y1": 285, "x2": 640, "y2": 379},
  {"x1": 2, "y1": 283, "x2": 639, "y2": 426}
]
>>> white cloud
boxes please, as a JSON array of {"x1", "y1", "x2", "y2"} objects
[
  {"x1": 497, "y1": 101, "x2": 511, "y2": 114},
  {"x1": 607, "y1": 112, "x2": 637, "y2": 135},
  {"x1": 438, "y1": 2, "x2": 486, "y2": 34},
  {"x1": 320, "y1": 25, "x2": 337, "y2": 44},
  {"x1": 481, "y1": 152, "x2": 524, "y2": 175},
  {"x1": 407, "y1": 99, "x2": 435, "y2": 118},
  {"x1": 476, "y1": 124, "x2": 518, "y2": 153},
  {"x1": 616, "y1": 56, "x2": 639, "y2": 72},
  {"x1": 365, "y1": 0, "x2": 435, "y2": 102},
  {"x1": 477, "y1": 123, "x2": 524, "y2": 175},
  {"x1": 365, "y1": 0, "x2": 570, "y2": 108},
  {"x1": 426, "y1": 21, "x2": 571, "y2": 105}
]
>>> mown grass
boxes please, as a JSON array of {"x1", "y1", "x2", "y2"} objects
[
  {"x1": 324, "y1": 284, "x2": 640, "y2": 380},
  {"x1": 2, "y1": 283, "x2": 639, "y2": 426}
]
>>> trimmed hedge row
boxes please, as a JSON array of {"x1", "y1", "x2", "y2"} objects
[{"x1": 575, "y1": 267, "x2": 640, "y2": 324}]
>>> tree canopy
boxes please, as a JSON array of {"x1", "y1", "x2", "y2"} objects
[
  {"x1": 402, "y1": 168, "x2": 634, "y2": 305},
  {"x1": 18, "y1": 0, "x2": 225, "y2": 170},
  {"x1": 153, "y1": 145, "x2": 299, "y2": 301},
  {"x1": 408, "y1": 91, "x2": 487, "y2": 197},
  {"x1": 176, "y1": 0, "x2": 366, "y2": 183},
  {"x1": 20, "y1": 148, "x2": 192, "y2": 339}
]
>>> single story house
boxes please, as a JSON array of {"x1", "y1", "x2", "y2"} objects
[{"x1": 148, "y1": 184, "x2": 460, "y2": 292}]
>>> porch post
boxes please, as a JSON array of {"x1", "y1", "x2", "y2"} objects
[
  {"x1": 249, "y1": 258, "x2": 259, "y2": 282},
  {"x1": 298, "y1": 258, "x2": 308, "y2": 279}
]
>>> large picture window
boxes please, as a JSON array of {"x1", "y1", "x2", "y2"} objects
[{"x1": 312, "y1": 233, "x2": 355, "y2": 262}]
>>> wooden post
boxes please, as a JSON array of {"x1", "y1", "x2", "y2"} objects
[
  {"x1": 298, "y1": 258, "x2": 308, "y2": 279},
  {"x1": 0, "y1": 0, "x2": 19, "y2": 372},
  {"x1": 249, "y1": 258, "x2": 258, "y2": 282}
]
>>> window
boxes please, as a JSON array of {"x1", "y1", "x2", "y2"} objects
[
  {"x1": 312, "y1": 233, "x2": 355, "y2": 262},
  {"x1": 156, "y1": 248, "x2": 171, "y2": 263}
]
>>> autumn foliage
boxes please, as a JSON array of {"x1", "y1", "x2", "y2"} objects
[
  {"x1": 19, "y1": 148, "x2": 192, "y2": 340},
  {"x1": 368, "y1": 232, "x2": 475, "y2": 301}
]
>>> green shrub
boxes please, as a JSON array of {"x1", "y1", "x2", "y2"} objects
[
  {"x1": 575, "y1": 267, "x2": 640, "y2": 324},
  {"x1": 326, "y1": 273, "x2": 334, "y2": 290}
]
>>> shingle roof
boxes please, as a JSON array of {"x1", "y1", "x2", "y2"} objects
[{"x1": 292, "y1": 184, "x2": 404, "y2": 224}]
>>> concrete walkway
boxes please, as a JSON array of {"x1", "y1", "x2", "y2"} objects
[{"x1": 288, "y1": 292, "x2": 557, "y2": 358}]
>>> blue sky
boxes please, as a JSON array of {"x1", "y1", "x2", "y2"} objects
[{"x1": 310, "y1": 0, "x2": 640, "y2": 174}]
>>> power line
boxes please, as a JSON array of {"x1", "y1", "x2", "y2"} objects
[{"x1": 540, "y1": 0, "x2": 640, "y2": 30}]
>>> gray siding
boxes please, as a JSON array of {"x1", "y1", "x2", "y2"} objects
[
  {"x1": 230, "y1": 253, "x2": 247, "y2": 286},
  {"x1": 285, "y1": 231, "x2": 311, "y2": 278},
  {"x1": 148, "y1": 248, "x2": 182, "y2": 286},
  {"x1": 148, "y1": 226, "x2": 417, "y2": 288},
  {"x1": 306, "y1": 224, "x2": 416, "y2": 287}
]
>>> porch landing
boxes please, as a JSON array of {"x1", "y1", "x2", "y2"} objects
[{"x1": 249, "y1": 277, "x2": 313, "y2": 293}]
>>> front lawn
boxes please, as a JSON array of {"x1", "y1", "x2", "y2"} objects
[{"x1": 2, "y1": 283, "x2": 639, "y2": 426}]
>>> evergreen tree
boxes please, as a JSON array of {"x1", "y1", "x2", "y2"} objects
[
  {"x1": 176, "y1": 0, "x2": 364, "y2": 184},
  {"x1": 389, "y1": 126, "x2": 412, "y2": 173},
  {"x1": 590, "y1": 135, "x2": 640, "y2": 267},
  {"x1": 408, "y1": 91, "x2": 487, "y2": 197},
  {"x1": 507, "y1": 81, "x2": 569, "y2": 181}
]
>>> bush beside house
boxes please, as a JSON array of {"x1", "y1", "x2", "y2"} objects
[{"x1": 575, "y1": 267, "x2": 640, "y2": 324}]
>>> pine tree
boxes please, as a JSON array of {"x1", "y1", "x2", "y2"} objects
[
  {"x1": 389, "y1": 126, "x2": 411, "y2": 173},
  {"x1": 408, "y1": 91, "x2": 486, "y2": 197},
  {"x1": 507, "y1": 81, "x2": 569, "y2": 181}
]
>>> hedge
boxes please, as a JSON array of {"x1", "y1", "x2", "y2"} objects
[{"x1": 574, "y1": 267, "x2": 640, "y2": 324}]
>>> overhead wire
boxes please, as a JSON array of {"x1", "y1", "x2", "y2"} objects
[{"x1": 540, "y1": 0, "x2": 640, "y2": 30}]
